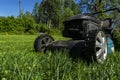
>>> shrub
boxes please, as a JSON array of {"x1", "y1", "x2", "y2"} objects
[
  {"x1": 113, "y1": 28, "x2": 120, "y2": 50},
  {"x1": 35, "y1": 24, "x2": 50, "y2": 33},
  {"x1": 49, "y1": 28, "x2": 62, "y2": 35}
]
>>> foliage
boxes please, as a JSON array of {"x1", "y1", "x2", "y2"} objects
[
  {"x1": 0, "y1": 16, "x2": 23, "y2": 33},
  {"x1": 0, "y1": 0, "x2": 80, "y2": 34},
  {"x1": 0, "y1": 35, "x2": 120, "y2": 79},
  {"x1": 1, "y1": 0, "x2": 120, "y2": 35},
  {"x1": 0, "y1": 15, "x2": 49, "y2": 34},
  {"x1": 113, "y1": 28, "x2": 120, "y2": 50},
  {"x1": 32, "y1": 0, "x2": 80, "y2": 28},
  {"x1": 49, "y1": 28, "x2": 62, "y2": 35},
  {"x1": 78, "y1": 0, "x2": 120, "y2": 19}
]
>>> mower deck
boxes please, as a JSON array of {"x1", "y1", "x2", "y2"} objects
[{"x1": 47, "y1": 40, "x2": 85, "y2": 57}]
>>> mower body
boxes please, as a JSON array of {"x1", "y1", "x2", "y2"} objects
[
  {"x1": 34, "y1": 8, "x2": 120, "y2": 62},
  {"x1": 107, "y1": 36, "x2": 114, "y2": 54}
]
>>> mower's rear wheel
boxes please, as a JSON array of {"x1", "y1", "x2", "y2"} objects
[
  {"x1": 95, "y1": 31, "x2": 107, "y2": 63},
  {"x1": 85, "y1": 30, "x2": 107, "y2": 63},
  {"x1": 34, "y1": 34, "x2": 54, "y2": 52}
]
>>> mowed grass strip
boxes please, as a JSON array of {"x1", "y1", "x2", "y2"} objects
[{"x1": 0, "y1": 34, "x2": 120, "y2": 80}]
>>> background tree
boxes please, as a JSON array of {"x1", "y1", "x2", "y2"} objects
[
  {"x1": 78, "y1": 0, "x2": 120, "y2": 19},
  {"x1": 32, "y1": 2, "x2": 40, "y2": 23},
  {"x1": 1, "y1": 0, "x2": 120, "y2": 34},
  {"x1": 32, "y1": 0, "x2": 80, "y2": 29}
]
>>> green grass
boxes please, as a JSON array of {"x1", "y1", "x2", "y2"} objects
[{"x1": 0, "y1": 34, "x2": 120, "y2": 80}]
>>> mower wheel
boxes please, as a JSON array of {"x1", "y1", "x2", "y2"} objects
[
  {"x1": 95, "y1": 31, "x2": 107, "y2": 63},
  {"x1": 34, "y1": 34, "x2": 54, "y2": 52},
  {"x1": 85, "y1": 30, "x2": 107, "y2": 63}
]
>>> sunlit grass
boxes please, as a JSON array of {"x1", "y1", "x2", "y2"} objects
[{"x1": 0, "y1": 34, "x2": 120, "y2": 80}]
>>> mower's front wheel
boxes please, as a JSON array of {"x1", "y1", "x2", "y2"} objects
[{"x1": 34, "y1": 34, "x2": 54, "y2": 52}]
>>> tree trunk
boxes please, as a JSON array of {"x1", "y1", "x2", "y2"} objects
[{"x1": 47, "y1": 18, "x2": 51, "y2": 28}]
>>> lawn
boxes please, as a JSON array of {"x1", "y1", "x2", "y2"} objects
[{"x1": 0, "y1": 34, "x2": 120, "y2": 80}]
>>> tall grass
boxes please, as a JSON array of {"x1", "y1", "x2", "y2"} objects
[{"x1": 0, "y1": 35, "x2": 120, "y2": 80}]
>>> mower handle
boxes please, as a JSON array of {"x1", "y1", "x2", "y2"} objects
[{"x1": 92, "y1": 8, "x2": 120, "y2": 15}]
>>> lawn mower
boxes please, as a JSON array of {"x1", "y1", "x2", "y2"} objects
[{"x1": 34, "y1": 8, "x2": 120, "y2": 63}]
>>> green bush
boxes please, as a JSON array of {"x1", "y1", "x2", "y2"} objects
[
  {"x1": 0, "y1": 16, "x2": 62, "y2": 35},
  {"x1": 49, "y1": 28, "x2": 62, "y2": 35},
  {"x1": 113, "y1": 28, "x2": 120, "y2": 50}
]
